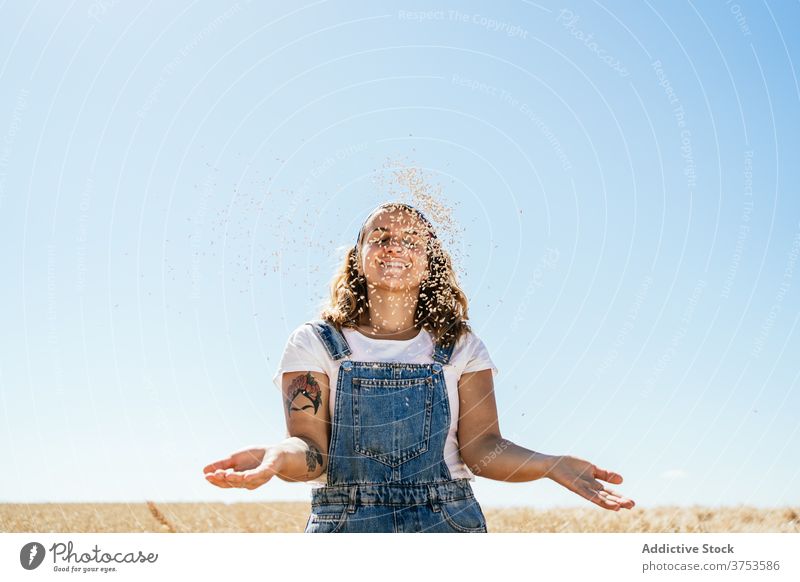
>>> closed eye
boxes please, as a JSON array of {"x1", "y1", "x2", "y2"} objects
[{"x1": 369, "y1": 235, "x2": 421, "y2": 249}]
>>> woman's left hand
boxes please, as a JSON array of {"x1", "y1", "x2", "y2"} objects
[{"x1": 546, "y1": 455, "x2": 635, "y2": 511}]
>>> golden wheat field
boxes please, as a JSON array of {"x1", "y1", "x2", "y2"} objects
[{"x1": 1, "y1": 503, "x2": 798, "y2": 533}]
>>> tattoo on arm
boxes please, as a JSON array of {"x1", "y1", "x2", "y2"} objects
[
  {"x1": 305, "y1": 443, "x2": 323, "y2": 473},
  {"x1": 286, "y1": 372, "x2": 322, "y2": 414}
]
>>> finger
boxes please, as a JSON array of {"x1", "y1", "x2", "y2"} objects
[
  {"x1": 599, "y1": 488, "x2": 636, "y2": 509},
  {"x1": 596, "y1": 489, "x2": 634, "y2": 510},
  {"x1": 597, "y1": 490, "x2": 619, "y2": 500},
  {"x1": 585, "y1": 488, "x2": 620, "y2": 511},
  {"x1": 203, "y1": 458, "x2": 234, "y2": 473},
  {"x1": 598, "y1": 497, "x2": 621, "y2": 511},
  {"x1": 593, "y1": 466, "x2": 623, "y2": 484},
  {"x1": 241, "y1": 467, "x2": 276, "y2": 490},
  {"x1": 214, "y1": 468, "x2": 240, "y2": 487},
  {"x1": 610, "y1": 495, "x2": 635, "y2": 509},
  {"x1": 222, "y1": 470, "x2": 248, "y2": 488},
  {"x1": 598, "y1": 491, "x2": 627, "y2": 505},
  {"x1": 205, "y1": 474, "x2": 233, "y2": 488}
]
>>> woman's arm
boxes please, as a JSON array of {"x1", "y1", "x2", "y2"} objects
[
  {"x1": 456, "y1": 369, "x2": 555, "y2": 481},
  {"x1": 457, "y1": 369, "x2": 635, "y2": 511},
  {"x1": 274, "y1": 370, "x2": 331, "y2": 482},
  {"x1": 204, "y1": 370, "x2": 331, "y2": 489}
]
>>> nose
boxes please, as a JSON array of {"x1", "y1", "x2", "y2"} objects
[{"x1": 383, "y1": 236, "x2": 406, "y2": 253}]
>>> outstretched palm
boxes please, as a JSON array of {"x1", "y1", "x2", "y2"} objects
[
  {"x1": 203, "y1": 446, "x2": 267, "y2": 488},
  {"x1": 547, "y1": 455, "x2": 635, "y2": 511}
]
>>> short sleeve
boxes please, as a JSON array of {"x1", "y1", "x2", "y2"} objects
[
  {"x1": 462, "y1": 332, "x2": 499, "y2": 377},
  {"x1": 271, "y1": 324, "x2": 328, "y2": 391}
]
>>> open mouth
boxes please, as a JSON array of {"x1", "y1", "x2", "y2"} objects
[{"x1": 379, "y1": 259, "x2": 411, "y2": 270}]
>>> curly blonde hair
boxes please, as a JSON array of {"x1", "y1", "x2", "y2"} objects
[{"x1": 319, "y1": 202, "x2": 471, "y2": 348}]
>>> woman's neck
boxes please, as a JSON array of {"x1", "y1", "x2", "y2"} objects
[{"x1": 359, "y1": 286, "x2": 419, "y2": 339}]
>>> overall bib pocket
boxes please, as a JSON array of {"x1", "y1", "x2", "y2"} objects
[{"x1": 352, "y1": 376, "x2": 435, "y2": 467}]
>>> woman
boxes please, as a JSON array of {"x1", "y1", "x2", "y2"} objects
[{"x1": 203, "y1": 202, "x2": 635, "y2": 532}]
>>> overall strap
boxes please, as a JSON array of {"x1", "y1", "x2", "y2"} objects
[
  {"x1": 306, "y1": 319, "x2": 352, "y2": 361},
  {"x1": 432, "y1": 338, "x2": 456, "y2": 365}
]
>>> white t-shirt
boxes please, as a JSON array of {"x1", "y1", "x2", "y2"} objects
[{"x1": 271, "y1": 322, "x2": 499, "y2": 487}]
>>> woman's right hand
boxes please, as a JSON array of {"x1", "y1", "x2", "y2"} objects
[{"x1": 203, "y1": 445, "x2": 286, "y2": 490}]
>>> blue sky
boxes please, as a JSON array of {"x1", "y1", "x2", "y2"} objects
[{"x1": 1, "y1": 1, "x2": 799, "y2": 510}]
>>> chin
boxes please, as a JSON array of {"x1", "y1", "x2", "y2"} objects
[{"x1": 370, "y1": 277, "x2": 422, "y2": 291}]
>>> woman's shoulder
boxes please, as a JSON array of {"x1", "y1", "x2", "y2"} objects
[
  {"x1": 285, "y1": 319, "x2": 325, "y2": 346},
  {"x1": 288, "y1": 318, "x2": 346, "y2": 348},
  {"x1": 447, "y1": 327, "x2": 478, "y2": 360},
  {"x1": 452, "y1": 326, "x2": 498, "y2": 376},
  {"x1": 453, "y1": 326, "x2": 486, "y2": 349}
]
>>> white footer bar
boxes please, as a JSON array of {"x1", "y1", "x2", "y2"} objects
[{"x1": 2, "y1": 533, "x2": 798, "y2": 581}]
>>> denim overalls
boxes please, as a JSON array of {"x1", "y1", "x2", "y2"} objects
[{"x1": 303, "y1": 319, "x2": 488, "y2": 533}]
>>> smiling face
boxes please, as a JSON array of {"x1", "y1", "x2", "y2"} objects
[{"x1": 357, "y1": 207, "x2": 432, "y2": 293}]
